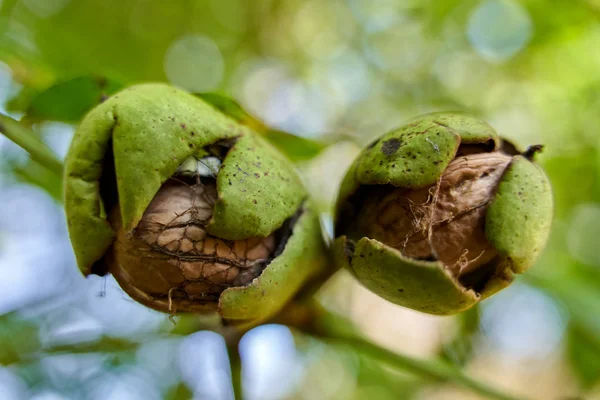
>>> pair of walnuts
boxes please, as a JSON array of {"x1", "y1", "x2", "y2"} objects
[{"x1": 64, "y1": 84, "x2": 552, "y2": 325}]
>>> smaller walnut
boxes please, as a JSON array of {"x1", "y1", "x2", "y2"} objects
[
  {"x1": 334, "y1": 113, "x2": 553, "y2": 315},
  {"x1": 349, "y1": 153, "x2": 512, "y2": 281}
]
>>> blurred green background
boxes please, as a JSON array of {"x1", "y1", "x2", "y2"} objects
[{"x1": 0, "y1": 0, "x2": 599, "y2": 399}]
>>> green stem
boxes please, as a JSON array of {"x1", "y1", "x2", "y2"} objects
[
  {"x1": 227, "y1": 341, "x2": 244, "y2": 400},
  {"x1": 280, "y1": 303, "x2": 528, "y2": 400},
  {"x1": 0, "y1": 114, "x2": 63, "y2": 175},
  {"x1": 319, "y1": 335, "x2": 527, "y2": 400}
]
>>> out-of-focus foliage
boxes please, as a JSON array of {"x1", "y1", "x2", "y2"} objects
[
  {"x1": 0, "y1": 0, "x2": 599, "y2": 399},
  {"x1": 195, "y1": 92, "x2": 328, "y2": 162},
  {"x1": 15, "y1": 76, "x2": 123, "y2": 123}
]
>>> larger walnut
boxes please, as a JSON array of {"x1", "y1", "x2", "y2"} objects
[{"x1": 107, "y1": 179, "x2": 276, "y2": 313}]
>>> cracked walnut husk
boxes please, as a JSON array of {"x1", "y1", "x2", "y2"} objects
[
  {"x1": 333, "y1": 113, "x2": 553, "y2": 315},
  {"x1": 64, "y1": 83, "x2": 328, "y2": 325}
]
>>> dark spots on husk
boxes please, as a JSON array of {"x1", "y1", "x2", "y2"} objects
[{"x1": 381, "y1": 138, "x2": 403, "y2": 156}]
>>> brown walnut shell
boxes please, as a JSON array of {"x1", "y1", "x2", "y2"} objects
[{"x1": 107, "y1": 179, "x2": 276, "y2": 313}]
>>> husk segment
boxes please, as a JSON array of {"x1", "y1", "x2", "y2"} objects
[
  {"x1": 485, "y1": 155, "x2": 553, "y2": 273},
  {"x1": 209, "y1": 132, "x2": 305, "y2": 240},
  {"x1": 333, "y1": 236, "x2": 479, "y2": 315},
  {"x1": 218, "y1": 201, "x2": 328, "y2": 324}
]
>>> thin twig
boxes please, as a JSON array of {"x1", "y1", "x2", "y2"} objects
[
  {"x1": 227, "y1": 340, "x2": 244, "y2": 400},
  {"x1": 279, "y1": 303, "x2": 529, "y2": 400},
  {"x1": 0, "y1": 114, "x2": 63, "y2": 175},
  {"x1": 318, "y1": 335, "x2": 528, "y2": 400}
]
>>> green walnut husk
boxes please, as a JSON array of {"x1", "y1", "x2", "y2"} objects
[
  {"x1": 64, "y1": 83, "x2": 328, "y2": 326},
  {"x1": 333, "y1": 113, "x2": 553, "y2": 315}
]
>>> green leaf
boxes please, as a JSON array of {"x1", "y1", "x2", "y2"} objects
[
  {"x1": 0, "y1": 315, "x2": 40, "y2": 366},
  {"x1": 195, "y1": 93, "x2": 262, "y2": 130},
  {"x1": 567, "y1": 323, "x2": 600, "y2": 389},
  {"x1": 165, "y1": 382, "x2": 193, "y2": 400},
  {"x1": 22, "y1": 76, "x2": 124, "y2": 123},
  {"x1": 262, "y1": 129, "x2": 327, "y2": 163},
  {"x1": 196, "y1": 92, "x2": 327, "y2": 163}
]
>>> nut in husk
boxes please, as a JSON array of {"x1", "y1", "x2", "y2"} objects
[
  {"x1": 333, "y1": 113, "x2": 553, "y2": 315},
  {"x1": 64, "y1": 83, "x2": 327, "y2": 325}
]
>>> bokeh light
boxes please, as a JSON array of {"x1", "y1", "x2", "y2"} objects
[
  {"x1": 22, "y1": 0, "x2": 71, "y2": 19},
  {"x1": 240, "y1": 325, "x2": 301, "y2": 400},
  {"x1": 178, "y1": 331, "x2": 233, "y2": 400},
  {"x1": 480, "y1": 283, "x2": 567, "y2": 361},
  {"x1": 467, "y1": 0, "x2": 532, "y2": 61},
  {"x1": 567, "y1": 203, "x2": 600, "y2": 267},
  {"x1": 0, "y1": 367, "x2": 27, "y2": 400},
  {"x1": 164, "y1": 35, "x2": 224, "y2": 92}
]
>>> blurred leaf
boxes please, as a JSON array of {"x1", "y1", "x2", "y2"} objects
[
  {"x1": 12, "y1": 76, "x2": 124, "y2": 123},
  {"x1": 0, "y1": 315, "x2": 40, "y2": 365},
  {"x1": 165, "y1": 382, "x2": 193, "y2": 400},
  {"x1": 567, "y1": 323, "x2": 600, "y2": 389},
  {"x1": 0, "y1": 0, "x2": 255, "y2": 84},
  {"x1": 262, "y1": 129, "x2": 328, "y2": 163},
  {"x1": 196, "y1": 92, "x2": 327, "y2": 163},
  {"x1": 0, "y1": 113, "x2": 63, "y2": 175},
  {"x1": 542, "y1": 149, "x2": 600, "y2": 219}
]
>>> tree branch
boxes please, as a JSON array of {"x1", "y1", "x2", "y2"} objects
[
  {"x1": 227, "y1": 340, "x2": 244, "y2": 400},
  {"x1": 280, "y1": 302, "x2": 529, "y2": 400},
  {"x1": 318, "y1": 334, "x2": 528, "y2": 400},
  {"x1": 0, "y1": 113, "x2": 63, "y2": 176}
]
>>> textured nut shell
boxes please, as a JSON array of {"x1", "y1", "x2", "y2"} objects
[
  {"x1": 349, "y1": 152, "x2": 512, "y2": 278},
  {"x1": 108, "y1": 180, "x2": 276, "y2": 314},
  {"x1": 430, "y1": 153, "x2": 511, "y2": 277}
]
